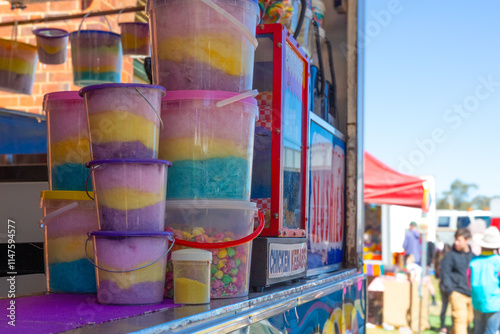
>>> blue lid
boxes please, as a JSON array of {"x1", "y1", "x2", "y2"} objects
[
  {"x1": 89, "y1": 231, "x2": 173, "y2": 237},
  {"x1": 86, "y1": 158, "x2": 172, "y2": 167},
  {"x1": 79, "y1": 83, "x2": 166, "y2": 97},
  {"x1": 70, "y1": 30, "x2": 121, "y2": 38}
]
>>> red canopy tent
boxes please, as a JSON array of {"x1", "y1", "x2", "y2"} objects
[{"x1": 364, "y1": 152, "x2": 428, "y2": 212}]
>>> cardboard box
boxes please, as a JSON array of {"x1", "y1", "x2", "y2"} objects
[{"x1": 383, "y1": 280, "x2": 429, "y2": 332}]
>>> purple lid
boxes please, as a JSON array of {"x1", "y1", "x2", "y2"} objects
[
  {"x1": 86, "y1": 158, "x2": 172, "y2": 167},
  {"x1": 69, "y1": 30, "x2": 121, "y2": 38},
  {"x1": 89, "y1": 231, "x2": 173, "y2": 237},
  {"x1": 162, "y1": 90, "x2": 257, "y2": 107},
  {"x1": 33, "y1": 28, "x2": 69, "y2": 38},
  {"x1": 79, "y1": 83, "x2": 166, "y2": 97},
  {"x1": 119, "y1": 22, "x2": 149, "y2": 26}
]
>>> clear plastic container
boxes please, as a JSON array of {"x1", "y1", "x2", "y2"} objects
[
  {"x1": 172, "y1": 249, "x2": 212, "y2": 304},
  {"x1": 33, "y1": 28, "x2": 69, "y2": 65},
  {"x1": 159, "y1": 90, "x2": 258, "y2": 200},
  {"x1": 165, "y1": 200, "x2": 257, "y2": 299},
  {"x1": 44, "y1": 91, "x2": 91, "y2": 191},
  {"x1": 70, "y1": 30, "x2": 122, "y2": 86},
  {"x1": 312, "y1": 0, "x2": 325, "y2": 28},
  {"x1": 80, "y1": 83, "x2": 166, "y2": 160},
  {"x1": 147, "y1": 0, "x2": 259, "y2": 92},
  {"x1": 0, "y1": 38, "x2": 38, "y2": 95},
  {"x1": 88, "y1": 231, "x2": 173, "y2": 305},
  {"x1": 87, "y1": 158, "x2": 171, "y2": 231},
  {"x1": 40, "y1": 191, "x2": 98, "y2": 293},
  {"x1": 296, "y1": 8, "x2": 313, "y2": 56},
  {"x1": 119, "y1": 22, "x2": 150, "y2": 58}
]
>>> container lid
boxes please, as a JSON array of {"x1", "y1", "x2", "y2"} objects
[
  {"x1": 312, "y1": 0, "x2": 326, "y2": 11},
  {"x1": 88, "y1": 231, "x2": 173, "y2": 237},
  {"x1": 33, "y1": 28, "x2": 69, "y2": 38},
  {"x1": 162, "y1": 90, "x2": 257, "y2": 107},
  {"x1": 43, "y1": 91, "x2": 83, "y2": 110},
  {"x1": 79, "y1": 83, "x2": 166, "y2": 97},
  {"x1": 172, "y1": 249, "x2": 212, "y2": 262},
  {"x1": 69, "y1": 30, "x2": 121, "y2": 38},
  {"x1": 166, "y1": 200, "x2": 257, "y2": 210},
  {"x1": 119, "y1": 22, "x2": 149, "y2": 26},
  {"x1": 86, "y1": 158, "x2": 172, "y2": 167},
  {"x1": 147, "y1": 0, "x2": 258, "y2": 13},
  {"x1": 41, "y1": 190, "x2": 93, "y2": 201}
]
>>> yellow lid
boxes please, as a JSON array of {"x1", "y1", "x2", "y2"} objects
[{"x1": 40, "y1": 190, "x2": 93, "y2": 201}]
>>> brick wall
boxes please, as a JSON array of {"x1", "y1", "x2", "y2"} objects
[{"x1": 0, "y1": 0, "x2": 138, "y2": 115}]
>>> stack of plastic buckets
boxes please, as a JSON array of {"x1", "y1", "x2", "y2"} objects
[
  {"x1": 80, "y1": 83, "x2": 174, "y2": 305},
  {"x1": 147, "y1": 0, "x2": 264, "y2": 299},
  {"x1": 41, "y1": 91, "x2": 98, "y2": 294}
]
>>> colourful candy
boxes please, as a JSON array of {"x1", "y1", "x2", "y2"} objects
[{"x1": 165, "y1": 226, "x2": 251, "y2": 299}]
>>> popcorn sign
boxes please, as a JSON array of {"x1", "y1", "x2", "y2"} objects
[{"x1": 268, "y1": 243, "x2": 307, "y2": 278}]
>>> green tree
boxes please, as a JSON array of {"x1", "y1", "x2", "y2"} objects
[
  {"x1": 437, "y1": 179, "x2": 478, "y2": 210},
  {"x1": 471, "y1": 195, "x2": 490, "y2": 210}
]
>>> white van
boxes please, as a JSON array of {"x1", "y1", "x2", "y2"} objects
[{"x1": 436, "y1": 209, "x2": 490, "y2": 245}]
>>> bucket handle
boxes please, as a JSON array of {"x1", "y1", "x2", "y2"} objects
[
  {"x1": 174, "y1": 210, "x2": 265, "y2": 249},
  {"x1": 85, "y1": 165, "x2": 97, "y2": 200},
  {"x1": 78, "y1": 11, "x2": 113, "y2": 35},
  {"x1": 216, "y1": 89, "x2": 259, "y2": 108},
  {"x1": 85, "y1": 236, "x2": 175, "y2": 273},
  {"x1": 39, "y1": 202, "x2": 78, "y2": 228},
  {"x1": 198, "y1": 0, "x2": 258, "y2": 49},
  {"x1": 135, "y1": 88, "x2": 164, "y2": 130}
]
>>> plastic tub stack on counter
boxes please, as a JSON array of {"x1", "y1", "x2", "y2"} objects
[
  {"x1": 41, "y1": 91, "x2": 98, "y2": 294},
  {"x1": 80, "y1": 83, "x2": 175, "y2": 305},
  {"x1": 147, "y1": 0, "x2": 263, "y2": 300}
]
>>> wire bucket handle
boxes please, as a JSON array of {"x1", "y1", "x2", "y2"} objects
[
  {"x1": 174, "y1": 210, "x2": 265, "y2": 249},
  {"x1": 85, "y1": 165, "x2": 96, "y2": 200},
  {"x1": 78, "y1": 11, "x2": 113, "y2": 35},
  {"x1": 135, "y1": 87, "x2": 164, "y2": 130},
  {"x1": 85, "y1": 235, "x2": 175, "y2": 273}
]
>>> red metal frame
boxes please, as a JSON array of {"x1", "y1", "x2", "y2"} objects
[{"x1": 256, "y1": 24, "x2": 310, "y2": 238}]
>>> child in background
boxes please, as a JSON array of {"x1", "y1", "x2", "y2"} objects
[
  {"x1": 406, "y1": 254, "x2": 437, "y2": 305},
  {"x1": 468, "y1": 227, "x2": 500, "y2": 334}
]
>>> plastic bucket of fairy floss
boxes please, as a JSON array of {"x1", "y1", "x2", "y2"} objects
[
  {"x1": 159, "y1": 90, "x2": 258, "y2": 200},
  {"x1": 79, "y1": 83, "x2": 166, "y2": 160},
  {"x1": 119, "y1": 22, "x2": 150, "y2": 58},
  {"x1": 87, "y1": 231, "x2": 174, "y2": 305},
  {"x1": 44, "y1": 91, "x2": 91, "y2": 191},
  {"x1": 86, "y1": 159, "x2": 171, "y2": 231},
  {"x1": 0, "y1": 38, "x2": 38, "y2": 95},
  {"x1": 32, "y1": 28, "x2": 69, "y2": 65},
  {"x1": 147, "y1": 0, "x2": 260, "y2": 92},
  {"x1": 165, "y1": 200, "x2": 264, "y2": 299},
  {"x1": 40, "y1": 191, "x2": 99, "y2": 293},
  {"x1": 70, "y1": 15, "x2": 122, "y2": 86}
]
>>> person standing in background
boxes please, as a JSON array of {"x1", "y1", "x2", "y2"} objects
[
  {"x1": 440, "y1": 229, "x2": 473, "y2": 334},
  {"x1": 436, "y1": 243, "x2": 452, "y2": 334},
  {"x1": 468, "y1": 227, "x2": 500, "y2": 334},
  {"x1": 403, "y1": 221, "x2": 422, "y2": 265}
]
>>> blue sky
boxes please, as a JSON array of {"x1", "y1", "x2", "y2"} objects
[{"x1": 363, "y1": 0, "x2": 500, "y2": 199}]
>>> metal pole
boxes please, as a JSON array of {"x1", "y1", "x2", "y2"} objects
[{"x1": 0, "y1": 6, "x2": 145, "y2": 27}]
